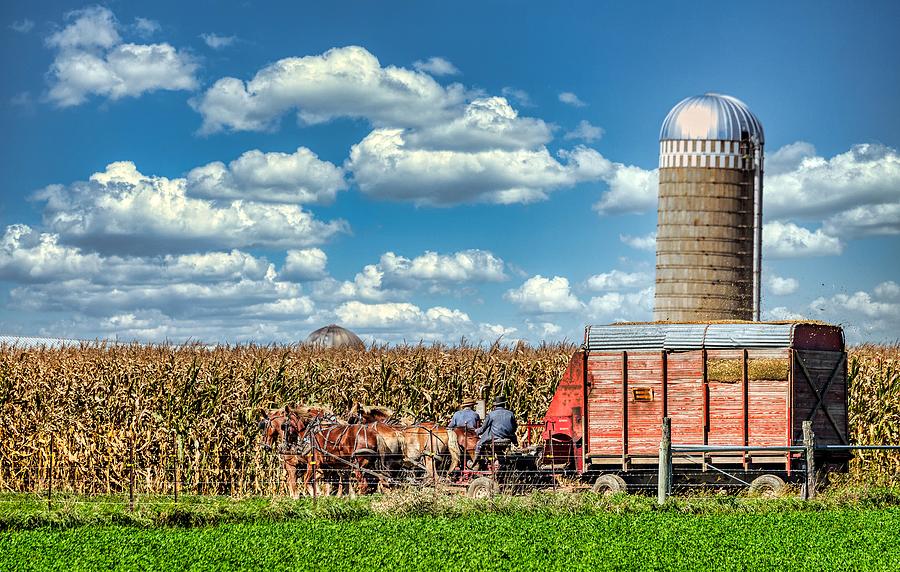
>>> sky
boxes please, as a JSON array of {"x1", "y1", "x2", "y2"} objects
[{"x1": 1, "y1": 0, "x2": 898, "y2": 345}]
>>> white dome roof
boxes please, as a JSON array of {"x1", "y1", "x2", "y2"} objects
[{"x1": 660, "y1": 93, "x2": 764, "y2": 144}]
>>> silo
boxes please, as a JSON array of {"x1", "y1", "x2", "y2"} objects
[{"x1": 654, "y1": 93, "x2": 764, "y2": 322}]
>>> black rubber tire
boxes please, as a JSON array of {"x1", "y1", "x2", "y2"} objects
[
  {"x1": 749, "y1": 474, "x2": 786, "y2": 497},
  {"x1": 467, "y1": 476, "x2": 500, "y2": 499},
  {"x1": 592, "y1": 474, "x2": 627, "y2": 496}
]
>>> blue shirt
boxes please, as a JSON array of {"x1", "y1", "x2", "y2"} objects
[
  {"x1": 477, "y1": 407, "x2": 517, "y2": 441},
  {"x1": 448, "y1": 408, "x2": 481, "y2": 429}
]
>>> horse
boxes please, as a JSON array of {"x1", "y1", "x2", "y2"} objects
[
  {"x1": 400, "y1": 424, "x2": 462, "y2": 480},
  {"x1": 299, "y1": 421, "x2": 384, "y2": 496},
  {"x1": 256, "y1": 407, "x2": 307, "y2": 498},
  {"x1": 450, "y1": 426, "x2": 480, "y2": 470},
  {"x1": 347, "y1": 402, "x2": 395, "y2": 424}
]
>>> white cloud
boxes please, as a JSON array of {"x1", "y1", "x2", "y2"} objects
[
  {"x1": 620, "y1": 232, "x2": 656, "y2": 252},
  {"x1": 34, "y1": 161, "x2": 348, "y2": 255},
  {"x1": 479, "y1": 323, "x2": 518, "y2": 340},
  {"x1": 501, "y1": 87, "x2": 533, "y2": 108},
  {"x1": 505, "y1": 275, "x2": 582, "y2": 314},
  {"x1": 281, "y1": 248, "x2": 328, "y2": 282},
  {"x1": 334, "y1": 300, "x2": 470, "y2": 331},
  {"x1": 186, "y1": 147, "x2": 347, "y2": 204},
  {"x1": 586, "y1": 286, "x2": 654, "y2": 323},
  {"x1": 766, "y1": 141, "x2": 817, "y2": 175},
  {"x1": 349, "y1": 129, "x2": 610, "y2": 206},
  {"x1": 10, "y1": 19, "x2": 35, "y2": 33},
  {"x1": 0, "y1": 224, "x2": 102, "y2": 282},
  {"x1": 412, "y1": 56, "x2": 459, "y2": 76},
  {"x1": 133, "y1": 18, "x2": 160, "y2": 37},
  {"x1": 527, "y1": 321, "x2": 562, "y2": 338},
  {"x1": 45, "y1": 6, "x2": 198, "y2": 107},
  {"x1": 201, "y1": 33, "x2": 236, "y2": 49},
  {"x1": 585, "y1": 270, "x2": 651, "y2": 291},
  {"x1": 764, "y1": 307, "x2": 808, "y2": 321},
  {"x1": 875, "y1": 281, "x2": 900, "y2": 300},
  {"x1": 193, "y1": 45, "x2": 466, "y2": 133},
  {"x1": 809, "y1": 285, "x2": 900, "y2": 343},
  {"x1": 564, "y1": 120, "x2": 604, "y2": 142},
  {"x1": 767, "y1": 275, "x2": 799, "y2": 296},
  {"x1": 558, "y1": 92, "x2": 586, "y2": 107},
  {"x1": 763, "y1": 221, "x2": 843, "y2": 258},
  {"x1": 379, "y1": 249, "x2": 506, "y2": 286},
  {"x1": 765, "y1": 143, "x2": 900, "y2": 234},
  {"x1": 403, "y1": 97, "x2": 553, "y2": 152},
  {"x1": 593, "y1": 165, "x2": 658, "y2": 214}
]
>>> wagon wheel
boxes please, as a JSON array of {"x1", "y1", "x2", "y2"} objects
[
  {"x1": 748, "y1": 474, "x2": 785, "y2": 498},
  {"x1": 591, "y1": 474, "x2": 627, "y2": 496},
  {"x1": 467, "y1": 476, "x2": 500, "y2": 499}
]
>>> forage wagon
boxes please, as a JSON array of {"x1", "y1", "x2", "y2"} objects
[{"x1": 483, "y1": 320, "x2": 850, "y2": 496}]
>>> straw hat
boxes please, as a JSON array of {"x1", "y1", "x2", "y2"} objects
[{"x1": 461, "y1": 397, "x2": 476, "y2": 407}]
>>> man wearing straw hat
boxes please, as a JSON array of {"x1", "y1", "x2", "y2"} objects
[{"x1": 448, "y1": 397, "x2": 481, "y2": 430}]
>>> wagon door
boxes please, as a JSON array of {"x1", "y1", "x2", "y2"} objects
[{"x1": 792, "y1": 350, "x2": 848, "y2": 446}]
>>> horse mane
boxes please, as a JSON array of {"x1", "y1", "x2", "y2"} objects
[{"x1": 361, "y1": 404, "x2": 394, "y2": 418}]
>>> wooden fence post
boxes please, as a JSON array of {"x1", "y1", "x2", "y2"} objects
[
  {"x1": 129, "y1": 436, "x2": 135, "y2": 512},
  {"x1": 47, "y1": 434, "x2": 54, "y2": 511},
  {"x1": 658, "y1": 417, "x2": 672, "y2": 505},
  {"x1": 173, "y1": 432, "x2": 179, "y2": 503},
  {"x1": 803, "y1": 421, "x2": 816, "y2": 500}
]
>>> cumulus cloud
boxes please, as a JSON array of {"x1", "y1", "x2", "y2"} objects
[
  {"x1": 34, "y1": 161, "x2": 348, "y2": 255},
  {"x1": 620, "y1": 232, "x2": 656, "y2": 252},
  {"x1": 526, "y1": 321, "x2": 562, "y2": 338},
  {"x1": 334, "y1": 301, "x2": 470, "y2": 333},
  {"x1": 585, "y1": 270, "x2": 651, "y2": 291},
  {"x1": 193, "y1": 45, "x2": 466, "y2": 133},
  {"x1": 763, "y1": 143, "x2": 900, "y2": 240},
  {"x1": 808, "y1": 283, "x2": 900, "y2": 342},
  {"x1": 501, "y1": 87, "x2": 533, "y2": 108},
  {"x1": 349, "y1": 129, "x2": 610, "y2": 206},
  {"x1": 10, "y1": 19, "x2": 35, "y2": 33},
  {"x1": 186, "y1": 147, "x2": 347, "y2": 204},
  {"x1": 312, "y1": 249, "x2": 507, "y2": 302},
  {"x1": 281, "y1": 248, "x2": 328, "y2": 282},
  {"x1": 763, "y1": 221, "x2": 843, "y2": 258},
  {"x1": 558, "y1": 92, "x2": 586, "y2": 107},
  {"x1": 412, "y1": 56, "x2": 459, "y2": 76},
  {"x1": 505, "y1": 275, "x2": 582, "y2": 314},
  {"x1": 586, "y1": 287, "x2": 654, "y2": 323},
  {"x1": 593, "y1": 165, "x2": 658, "y2": 215},
  {"x1": 767, "y1": 275, "x2": 799, "y2": 296},
  {"x1": 201, "y1": 33, "x2": 236, "y2": 49},
  {"x1": 0, "y1": 224, "x2": 101, "y2": 282},
  {"x1": 564, "y1": 120, "x2": 604, "y2": 143},
  {"x1": 45, "y1": 6, "x2": 198, "y2": 107},
  {"x1": 379, "y1": 250, "x2": 507, "y2": 286},
  {"x1": 402, "y1": 97, "x2": 553, "y2": 152},
  {"x1": 133, "y1": 18, "x2": 160, "y2": 37}
]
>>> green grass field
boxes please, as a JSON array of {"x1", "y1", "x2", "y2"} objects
[
  {"x1": 3, "y1": 509, "x2": 900, "y2": 571},
  {"x1": 3, "y1": 491, "x2": 900, "y2": 571}
]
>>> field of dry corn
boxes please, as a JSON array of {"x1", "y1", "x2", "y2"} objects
[{"x1": 0, "y1": 342, "x2": 897, "y2": 495}]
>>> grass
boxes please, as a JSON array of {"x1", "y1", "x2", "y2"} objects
[
  {"x1": 4, "y1": 487, "x2": 900, "y2": 530},
  {"x1": 3, "y1": 509, "x2": 900, "y2": 571}
]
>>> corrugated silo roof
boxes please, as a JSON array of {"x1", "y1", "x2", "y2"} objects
[{"x1": 660, "y1": 93, "x2": 764, "y2": 143}]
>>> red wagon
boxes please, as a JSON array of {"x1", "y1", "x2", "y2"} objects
[{"x1": 538, "y1": 321, "x2": 849, "y2": 494}]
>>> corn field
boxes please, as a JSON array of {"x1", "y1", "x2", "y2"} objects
[{"x1": 0, "y1": 342, "x2": 897, "y2": 496}]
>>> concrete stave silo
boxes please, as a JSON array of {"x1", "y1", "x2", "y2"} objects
[{"x1": 654, "y1": 93, "x2": 764, "y2": 322}]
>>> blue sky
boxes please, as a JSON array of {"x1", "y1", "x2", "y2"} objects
[{"x1": 1, "y1": 0, "x2": 898, "y2": 344}]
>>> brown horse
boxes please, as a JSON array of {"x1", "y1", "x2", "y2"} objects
[
  {"x1": 347, "y1": 402, "x2": 394, "y2": 424},
  {"x1": 451, "y1": 427, "x2": 480, "y2": 470},
  {"x1": 400, "y1": 424, "x2": 462, "y2": 480},
  {"x1": 300, "y1": 421, "x2": 384, "y2": 496},
  {"x1": 257, "y1": 407, "x2": 307, "y2": 498}
]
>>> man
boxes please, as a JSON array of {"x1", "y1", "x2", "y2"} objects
[
  {"x1": 474, "y1": 396, "x2": 518, "y2": 461},
  {"x1": 448, "y1": 397, "x2": 481, "y2": 430}
]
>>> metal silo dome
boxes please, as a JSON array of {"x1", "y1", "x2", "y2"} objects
[
  {"x1": 660, "y1": 93, "x2": 764, "y2": 143},
  {"x1": 305, "y1": 324, "x2": 365, "y2": 350}
]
